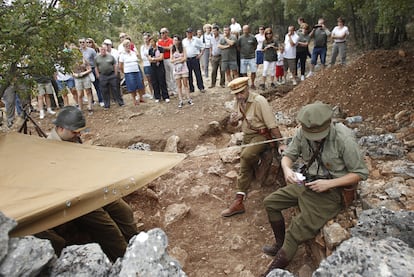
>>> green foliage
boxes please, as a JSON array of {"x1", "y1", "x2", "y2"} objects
[{"x1": 0, "y1": 0, "x2": 111, "y2": 90}]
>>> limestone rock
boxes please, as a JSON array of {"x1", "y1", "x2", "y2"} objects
[
  {"x1": 164, "y1": 203, "x2": 191, "y2": 227},
  {"x1": 313, "y1": 237, "x2": 414, "y2": 277},
  {"x1": 351, "y1": 208, "x2": 414, "y2": 247},
  {"x1": 322, "y1": 223, "x2": 350, "y2": 250},
  {"x1": 0, "y1": 211, "x2": 16, "y2": 262},
  {"x1": 188, "y1": 144, "x2": 217, "y2": 157},
  {"x1": 51, "y1": 243, "x2": 111, "y2": 276},
  {"x1": 266, "y1": 268, "x2": 296, "y2": 277},
  {"x1": 218, "y1": 146, "x2": 241, "y2": 163},
  {"x1": 190, "y1": 185, "x2": 210, "y2": 197},
  {"x1": 229, "y1": 132, "x2": 244, "y2": 146},
  {"x1": 225, "y1": 170, "x2": 238, "y2": 179},
  {"x1": 0, "y1": 236, "x2": 54, "y2": 277},
  {"x1": 164, "y1": 135, "x2": 180, "y2": 153},
  {"x1": 170, "y1": 246, "x2": 189, "y2": 268},
  {"x1": 127, "y1": 142, "x2": 151, "y2": 151},
  {"x1": 207, "y1": 161, "x2": 226, "y2": 175},
  {"x1": 117, "y1": 228, "x2": 186, "y2": 277}
]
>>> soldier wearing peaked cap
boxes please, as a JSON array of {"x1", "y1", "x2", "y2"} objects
[
  {"x1": 221, "y1": 77, "x2": 286, "y2": 217},
  {"x1": 260, "y1": 102, "x2": 368, "y2": 275}
]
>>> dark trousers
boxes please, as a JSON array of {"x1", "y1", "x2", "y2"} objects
[
  {"x1": 186, "y1": 57, "x2": 204, "y2": 92},
  {"x1": 91, "y1": 68, "x2": 103, "y2": 103},
  {"x1": 296, "y1": 51, "x2": 308, "y2": 76},
  {"x1": 211, "y1": 55, "x2": 225, "y2": 86},
  {"x1": 99, "y1": 73, "x2": 124, "y2": 108},
  {"x1": 151, "y1": 65, "x2": 169, "y2": 100}
]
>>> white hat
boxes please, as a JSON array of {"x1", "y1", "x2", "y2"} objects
[{"x1": 103, "y1": 39, "x2": 112, "y2": 45}]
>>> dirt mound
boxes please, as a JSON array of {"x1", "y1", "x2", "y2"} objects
[{"x1": 272, "y1": 50, "x2": 414, "y2": 124}]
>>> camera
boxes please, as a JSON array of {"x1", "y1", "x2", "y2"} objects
[{"x1": 313, "y1": 25, "x2": 322, "y2": 29}]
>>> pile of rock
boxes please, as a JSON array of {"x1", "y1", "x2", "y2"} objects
[{"x1": 0, "y1": 212, "x2": 186, "y2": 277}]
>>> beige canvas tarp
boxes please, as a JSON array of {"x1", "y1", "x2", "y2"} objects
[{"x1": 0, "y1": 132, "x2": 186, "y2": 237}]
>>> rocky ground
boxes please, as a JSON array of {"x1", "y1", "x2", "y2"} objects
[{"x1": 2, "y1": 47, "x2": 414, "y2": 276}]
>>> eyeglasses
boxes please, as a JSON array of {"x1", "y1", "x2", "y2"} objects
[
  {"x1": 259, "y1": 28, "x2": 264, "y2": 31},
  {"x1": 160, "y1": 32, "x2": 166, "y2": 34},
  {"x1": 86, "y1": 41, "x2": 92, "y2": 43},
  {"x1": 119, "y1": 35, "x2": 125, "y2": 39},
  {"x1": 79, "y1": 41, "x2": 85, "y2": 43}
]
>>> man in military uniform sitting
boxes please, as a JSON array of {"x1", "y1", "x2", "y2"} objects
[
  {"x1": 221, "y1": 77, "x2": 285, "y2": 217},
  {"x1": 261, "y1": 102, "x2": 368, "y2": 275}
]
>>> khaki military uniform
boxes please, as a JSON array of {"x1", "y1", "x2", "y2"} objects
[
  {"x1": 36, "y1": 128, "x2": 137, "y2": 261},
  {"x1": 235, "y1": 91, "x2": 278, "y2": 193},
  {"x1": 264, "y1": 123, "x2": 368, "y2": 260}
]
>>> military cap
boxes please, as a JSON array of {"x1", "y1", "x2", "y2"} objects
[
  {"x1": 53, "y1": 106, "x2": 87, "y2": 132},
  {"x1": 297, "y1": 102, "x2": 333, "y2": 140},
  {"x1": 186, "y1": 27, "x2": 193, "y2": 33},
  {"x1": 228, "y1": 77, "x2": 249, "y2": 94}
]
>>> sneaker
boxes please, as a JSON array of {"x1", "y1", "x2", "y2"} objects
[
  {"x1": 99, "y1": 102, "x2": 104, "y2": 107},
  {"x1": 165, "y1": 98, "x2": 170, "y2": 103},
  {"x1": 155, "y1": 99, "x2": 160, "y2": 103},
  {"x1": 143, "y1": 93, "x2": 152, "y2": 99},
  {"x1": 200, "y1": 89, "x2": 206, "y2": 93},
  {"x1": 178, "y1": 101, "x2": 183, "y2": 108},
  {"x1": 300, "y1": 75, "x2": 305, "y2": 81},
  {"x1": 188, "y1": 99, "x2": 193, "y2": 105},
  {"x1": 270, "y1": 83, "x2": 276, "y2": 88},
  {"x1": 47, "y1": 108, "x2": 56, "y2": 115},
  {"x1": 306, "y1": 72, "x2": 313, "y2": 78},
  {"x1": 39, "y1": 110, "x2": 45, "y2": 119},
  {"x1": 88, "y1": 109, "x2": 93, "y2": 115},
  {"x1": 292, "y1": 79, "x2": 298, "y2": 85}
]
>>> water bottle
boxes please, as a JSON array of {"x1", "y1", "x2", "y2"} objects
[{"x1": 345, "y1": 116, "x2": 363, "y2": 124}]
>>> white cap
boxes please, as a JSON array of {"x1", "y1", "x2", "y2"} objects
[{"x1": 103, "y1": 39, "x2": 112, "y2": 45}]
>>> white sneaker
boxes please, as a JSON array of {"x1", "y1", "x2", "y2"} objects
[
  {"x1": 300, "y1": 75, "x2": 305, "y2": 81},
  {"x1": 165, "y1": 98, "x2": 170, "y2": 103},
  {"x1": 39, "y1": 110, "x2": 45, "y2": 119},
  {"x1": 306, "y1": 72, "x2": 313, "y2": 78},
  {"x1": 47, "y1": 108, "x2": 56, "y2": 115},
  {"x1": 292, "y1": 79, "x2": 298, "y2": 85},
  {"x1": 155, "y1": 99, "x2": 160, "y2": 103},
  {"x1": 99, "y1": 102, "x2": 104, "y2": 107}
]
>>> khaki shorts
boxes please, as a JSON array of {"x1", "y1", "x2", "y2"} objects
[
  {"x1": 74, "y1": 76, "x2": 92, "y2": 91},
  {"x1": 37, "y1": 82, "x2": 54, "y2": 96}
]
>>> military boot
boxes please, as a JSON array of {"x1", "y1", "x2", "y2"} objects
[
  {"x1": 261, "y1": 249, "x2": 289, "y2": 277},
  {"x1": 262, "y1": 219, "x2": 285, "y2": 256},
  {"x1": 221, "y1": 193, "x2": 245, "y2": 217}
]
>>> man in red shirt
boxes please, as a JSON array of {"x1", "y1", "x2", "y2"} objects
[{"x1": 158, "y1": 28, "x2": 177, "y2": 95}]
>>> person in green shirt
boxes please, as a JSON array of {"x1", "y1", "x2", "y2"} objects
[{"x1": 261, "y1": 102, "x2": 368, "y2": 275}]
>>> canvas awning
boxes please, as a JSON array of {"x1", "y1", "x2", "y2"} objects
[{"x1": 0, "y1": 132, "x2": 186, "y2": 237}]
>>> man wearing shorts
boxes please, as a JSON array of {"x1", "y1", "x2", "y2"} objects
[
  {"x1": 283, "y1": 26, "x2": 299, "y2": 85},
  {"x1": 237, "y1": 25, "x2": 258, "y2": 89},
  {"x1": 34, "y1": 76, "x2": 56, "y2": 119},
  {"x1": 219, "y1": 26, "x2": 238, "y2": 83}
]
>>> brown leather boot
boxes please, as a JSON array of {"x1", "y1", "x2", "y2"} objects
[
  {"x1": 262, "y1": 219, "x2": 285, "y2": 256},
  {"x1": 221, "y1": 194, "x2": 245, "y2": 217},
  {"x1": 261, "y1": 249, "x2": 289, "y2": 277}
]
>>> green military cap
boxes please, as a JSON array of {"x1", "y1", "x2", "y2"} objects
[
  {"x1": 297, "y1": 102, "x2": 333, "y2": 141},
  {"x1": 228, "y1": 77, "x2": 249, "y2": 94}
]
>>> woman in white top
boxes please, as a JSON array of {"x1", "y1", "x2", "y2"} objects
[
  {"x1": 330, "y1": 17, "x2": 350, "y2": 65},
  {"x1": 119, "y1": 39, "x2": 145, "y2": 106}
]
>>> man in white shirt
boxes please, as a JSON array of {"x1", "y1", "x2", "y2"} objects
[
  {"x1": 182, "y1": 28, "x2": 206, "y2": 93},
  {"x1": 255, "y1": 26, "x2": 265, "y2": 69},
  {"x1": 283, "y1": 26, "x2": 299, "y2": 85},
  {"x1": 230, "y1": 18, "x2": 242, "y2": 34}
]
